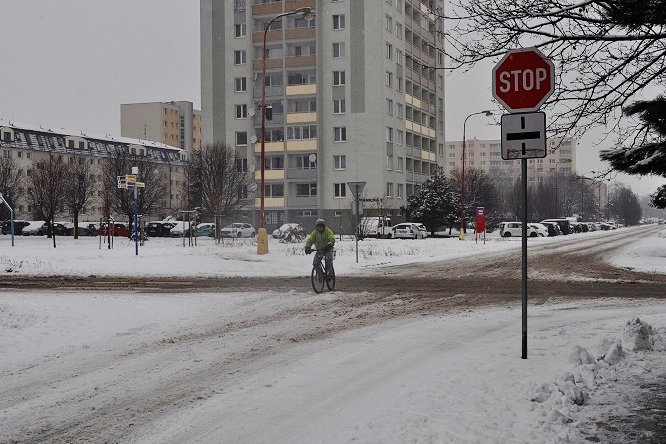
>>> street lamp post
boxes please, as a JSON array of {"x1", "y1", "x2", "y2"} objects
[
  {"x1": 258, "y1": 6, "x2": 314, "y2": 255},
  {"x1": 460, "y1": 110, "x2": 493, "y2": 240}
]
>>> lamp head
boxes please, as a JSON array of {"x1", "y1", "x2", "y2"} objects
[{"x1": 296, "y1": 7, "x2": 315, "y2": 19}]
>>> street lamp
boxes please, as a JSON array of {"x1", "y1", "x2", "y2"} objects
[
  {"x1": 258, "y1": 6, "x2": 314, "y2": 255},
  {"x1": 460, "y1": 110, "x2": 493, "y2": 240},
  {"x1": 554, "y1": 158, "x2": 571, "y2": 217}
]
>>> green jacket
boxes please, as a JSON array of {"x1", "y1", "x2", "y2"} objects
[{"x1": 305, "y1": 227, "x2": 335, "y2": 251}]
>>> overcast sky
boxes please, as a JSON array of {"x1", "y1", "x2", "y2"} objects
[{"x1": 0, "y1": 1, "x2": 662, "y2": 197}]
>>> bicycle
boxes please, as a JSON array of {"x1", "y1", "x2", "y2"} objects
[{"x1": 311, "y1": 249, "x2": 335, "y2": 293}]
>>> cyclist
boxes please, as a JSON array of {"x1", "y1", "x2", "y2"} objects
[{"x1": 304, "y1": 218, "x2": 335, "y2": 275}]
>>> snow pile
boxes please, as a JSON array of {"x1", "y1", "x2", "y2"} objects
[{"x1": 529, "y1": 317, "x2": 665, "y2": 442}]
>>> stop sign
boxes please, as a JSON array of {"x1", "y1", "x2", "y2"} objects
[{"x1": 492, "y1": 48, "x2": 555, "y2": 113}]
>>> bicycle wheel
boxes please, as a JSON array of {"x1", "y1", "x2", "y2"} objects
[
  {"x1": 311, "y1": 264, "x2": 324, "y2": 293},
  {"x1": 326, "y1": 266, "x2": 336, "y2": 291}
]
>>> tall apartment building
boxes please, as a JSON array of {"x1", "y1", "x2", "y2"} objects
[
  {"x1": 443, "y1": 137, "x2": 578, "y2": 185},
  {"x1": 200, "y1": 0, "x2": 445, "y2": 232},
  {"x1": 120, "y1": 101, "x2": 202, "y2": 154}
]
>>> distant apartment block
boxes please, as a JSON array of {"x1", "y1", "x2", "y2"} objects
[
  {"x1": 0, "y1": 119, "x2": 187, "y2": 222},
  {"x1": 121, "y1": 101, "x2": 202, "y2": 154},
  {"x1": 443, "y1": 137, "x2": 577, "y2": 185}
]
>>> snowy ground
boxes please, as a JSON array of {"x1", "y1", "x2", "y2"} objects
[{"x1": 1, "y1": 226, "x2": 666, "y2": 443}]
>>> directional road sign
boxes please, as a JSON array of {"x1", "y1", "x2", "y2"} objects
[{"x1": 501, "y1": 112, "x2": 547, "y2": 160}]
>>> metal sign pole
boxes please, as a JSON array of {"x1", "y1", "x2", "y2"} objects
[{"x1": 521, "y1": 158, "x2": 528, "y2": 359}]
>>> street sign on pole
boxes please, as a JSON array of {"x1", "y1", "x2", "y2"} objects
[
  {"x1": 501, "y1": 112, "x2": 547, "y2": 160},
  {"x1": 492, "y1": 48, "x2": 555, "y2": 113}
]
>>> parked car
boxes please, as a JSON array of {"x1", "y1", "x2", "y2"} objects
[
  {"x1": 392, "y1": 222, "x2": 426, "y2": 239},
  {"x1": 145, "y1": 221, "x2": 178, "y2": 238},
  {"x1": 499, "y1": 222, "x2": 537, "y2": 238},
  {"x1": 541, "y1": 218, "x2": 572, "y2": 235},
  {"x1": 195, "y1": 223, "x2": 216, "y2": 237},
  {"x1": 219, "y1": 223, "x2": 256, "y2": 238},
  {"x1": 76, "y1": 223, "x2": 99, "y2": 236},
  {"x1": 528, "y1": 223, "x2": 549, "y2": 237},
  {"x1": 541, "y1": 221, "x2": 561, "y2": 237},
  {"x1": 169, "y1": 221, "x2": 193, "y2": 238},
  {"x1": 52, "y1": 221, "x2": 75, "y2": 236},
  {"x1": 100, "y1": 222, "x2": 130, "y2": 237},
  {"x1": 272, "y1": 223, "x2": 305, "y2": 239},
  {"x1": 22, "y1": 220, "x2": 49, "y2": 236},
  {"x1": 414, "y1": 223, "x2": 428, "y2": 238},
  {"x1": 2, "y1": 220, "x2": 31, "y2": 235}
]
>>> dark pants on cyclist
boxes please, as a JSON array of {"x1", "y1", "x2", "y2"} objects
[{"x1": 314, "y1": 250, "x2": 334, "y2": 275}]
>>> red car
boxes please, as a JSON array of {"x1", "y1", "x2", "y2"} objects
[{"x1": 99, "y1": 222, "x2": 130, "y2": 237}]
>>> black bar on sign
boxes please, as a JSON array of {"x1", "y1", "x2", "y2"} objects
[{"x1": 507, "y1": 131, "x2": 541, "y2": 141}]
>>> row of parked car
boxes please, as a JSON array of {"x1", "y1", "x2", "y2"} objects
[
  {"x1": 1, "y1": 220, "x2": 100, "y2": 236},
  {"x1": 499, "y1": 219, "x2": 619, "y2": 238}
]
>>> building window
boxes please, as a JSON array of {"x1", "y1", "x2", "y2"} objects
[
  {"x1": 386, "y1": 127, "x2": 394, "y2": 143},
  {"x1": 397, "y1": 103, "x2": 403, "y2": 118},
  {"x1": 234, "y1": 50, "x2": 246, "y2": 65},
  {"x1": 386, "y1": 42, "x2": 393, "y2": 59},
  {"x1": 333, "y1": 14, "x2": 346, "y2": 30},
  {"x1": 386, "y1": 98, "x2": 394, "y2": 115},
  {"x1": 235, "y1": 104, "x2": 247, "y2": 119},
  {"x1": 386, "y1": 71, "x2": 393, "y2": 88},
  {"x1": 397, "y1": 183, "x2": 404, "y2": 199},
  {"x1": 333, "y1": 154, "x2": 346, "y2": 170},
  {"x1": 396, "y1": 22, "x2": 403, "y2": 38},
  {"x1": 396, "y1": 130, "x2": 403, "y2": 145},
  {"x1": 235, "y1": 77, "x2": 247, "y2": 92},
  {"x1": 296, "y1": 183, "x2": 317, "y2": 197},
  {"x1": 236, "y1": 131, "x2": 247, "y2": 146},
  {"x1": 334, "y1": 127, "x2": 347, "y2": 142},
  {"x1": 333, "y1": 99, "x2": 346, "y2": 114},
  {"x1": 397, "y1": 156, "x2": 404, "y2": 172},
  {"x1": 264, "y1": 184, "x2": 284, "y2": 197},
  {"x1": 287, "y1": 125, "x2": 317, "y2": 140},
  {"x1": 333, "y1": 71, "x2": 346, "y2": 86},
  {"x1": 386, "y1": 154, "x2": 393, "y2": 170},
  {"x1": 334, "y1": 183, "x2": 347, "y2": 198},
  {"x1": 397, "y1": 76, "x2": 403, "y2": 92},
  {"x1": 264, "y1": 156, "x2": 284, "y2": 170},
  {"x1": 386, "y1": 182, "x2": 393, "y2": 197},
  {"x1": 234, "y1": 23, "x2": 246, "y2": 38},
  {"x1": 296, "y1": 155, "x2": 316, "y2": 169},
  {"x1": 333, "y1": 42, "x2": 345, "y2": 58},
  {"x1": 385, "y1": 14, "x2": 393, "y2": 31}
]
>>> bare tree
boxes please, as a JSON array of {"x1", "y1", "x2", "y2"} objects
[
  {"x1": 438, "y1": 0, "x2": 666, "y2": 142},
  {"x1": 102, "y1": 151, "x2": 169, "y2": 233},
  {"x1": 450, "y1": 168, "x2": 500, "y2": 230},
  {"x1": 26, "y1": 153, "x2": 70, "y2": 247},
  {"x1": 65, "y1": 155, "x2": 97, "y2": 238},
  {"x1": 183, "y1": 142, "x2": 254, "y2": 221},
  {"x1": 0, "y1": 155, "x2": 23, "y2": 221}
]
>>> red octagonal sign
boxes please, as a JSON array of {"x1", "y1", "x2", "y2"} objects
[{"x1": 492, "y1": 47, "x2": 555, "y2": 113}]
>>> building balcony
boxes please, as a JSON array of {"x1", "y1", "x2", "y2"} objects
[
  {"x1": 286, "y1": 55, "x2": 316, "y2": 68},
  {"x1": 252, "y1": 2, "x2": 282, "y2": 15},
  {"x1": 253, "y1": 57, "x2": 283, "y2": 70},
  {"x1": 286, "y1": 84, "x2": 316, "y2": 96},
  {"x1": 285, "y1": 140, "x2": 316, "y2": 152},
  {"x1": 286, "y1": 112, "x2": 317, "y2": 124},
  {"x1": 254, "y1": 169, "x2": 285, "y2": 180},
  {"x1": 287, "y1": 196, "x2": 318, "y2": 207},
  {"x1": 285, "y1": 28, "x2": 316, "y2": 40},
  {"x1": 286, "y1": 168, "x2": 317, "y2": 179},
  {"x1": 254, "y1": 197, "x2": 286, "y2": 208},
  {"x1": 254, "y1": 141, "x2": 285, "y2": 153}
]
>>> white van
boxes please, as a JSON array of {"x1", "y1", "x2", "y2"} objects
[{"x1": 359, "y1": 217, "x2": 392, "y2": 238}]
